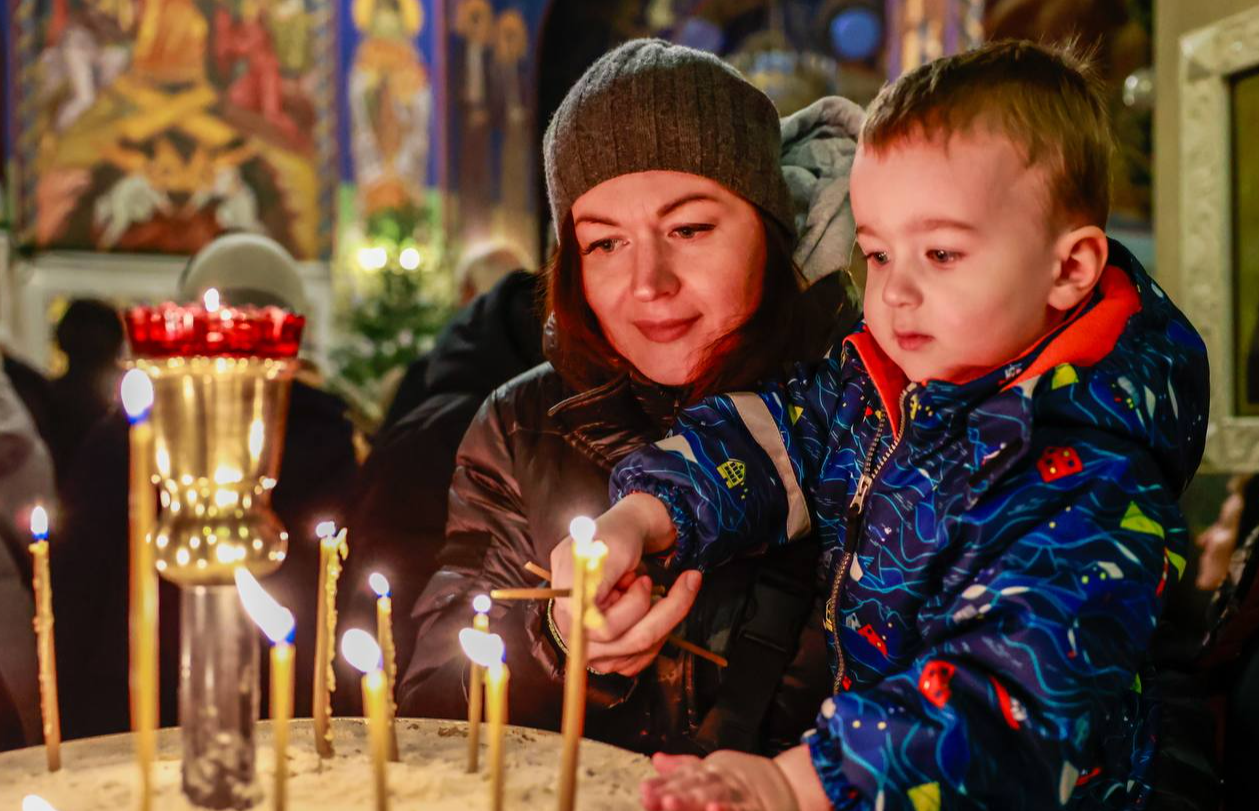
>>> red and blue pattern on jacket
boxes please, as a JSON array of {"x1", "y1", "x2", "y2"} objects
[{"x1": 610, "y1": 240, "x2": 1209, "y2": 810}]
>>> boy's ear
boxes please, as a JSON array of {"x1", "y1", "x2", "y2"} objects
[{"x1": 1047, "y1": 225, "x2": 1108, "y2": 312}]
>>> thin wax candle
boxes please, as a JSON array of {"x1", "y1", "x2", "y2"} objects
[
  {"x1": 466, "y1": 593, "x2": 491, "y2": 772},
  {"x1": 312, "y1": 522, "x2": 348, "y2": 757},
  {"x1": 236, "y1": 568, "x2": 296, "y2": 811},
  {"x1": 28, "y1": 506, "x2": 60, "y2": 772},
  {"x1": 122, "y1": 369, "x2": 158, "y2": 811}
]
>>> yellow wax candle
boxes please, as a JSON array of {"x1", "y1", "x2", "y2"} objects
[
  {"x1": 485, "y1": 659, "x2": 510, "y2": 811},
  {"x1": 459, "y1": 629, "x2": 509, "y2": 810},
  {"x1": 466, "y1": 594, "x2": 491, "y2": 772},
  {"x1": 312, "y1": 523, "x2": 348, "y2": 758},
  {"x1": 557, "y1": 517, "x2": 606, "y2": 811},
  {"x1": 235, "y1": 568, "x2": 297, "y2": 811},
  {"x1": 271, "y1": 641, "x2": 294, "y2": 811},
  {"x1": 342, "y1": 630, "x2": 389, "y2": 811},
  {"x1": 369, "y1": 573, "x2": 400, "y2": 762},
  {"x1": 122, "y1": 369, "x2": 158, "y2": 811},
  {"x1": 28, "y1": 507, "x2": 60, "y2": 772}
]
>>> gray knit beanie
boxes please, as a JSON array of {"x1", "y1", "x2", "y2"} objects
[{"x1": 543, "y1": 39, "x2": 796, "y2": 240}]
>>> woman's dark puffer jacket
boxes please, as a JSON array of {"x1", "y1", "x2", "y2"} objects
[{"x1": 397, "y1": 362, "x2": 833, "y2": 756}]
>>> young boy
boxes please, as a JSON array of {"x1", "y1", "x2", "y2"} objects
[{"x1": 564, "y1": 40, "x2": 1209, "y2": 810}]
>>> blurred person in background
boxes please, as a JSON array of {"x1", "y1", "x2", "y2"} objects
[
  {"x1": 53, "y1": 233, "x2": 358, "y2": 738},
  {"x1": 47, "y1": 299, "x2": 125, "y2": 486}
]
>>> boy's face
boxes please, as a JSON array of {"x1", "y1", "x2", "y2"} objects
[{"x1": 851, "y1": 129, "x2": 1070, "y2": 384}]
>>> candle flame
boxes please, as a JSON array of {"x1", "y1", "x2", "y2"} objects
[
  {"x1": 30, "y1": 505, "x2": 48, "y2": 539},
  {"x1": 569, "y1": 516, "x2": 596, "y2": 549},
  {"x1": 369, "y1": 572, "x2": 390, "y2": 598},
  {"x1": 315, "y1": 520, "x2": 337, "y2": 539},
  {"x1": 235, "y1": 568, "x2": 295, "y2": 643},
  {"x1": 204, "y1": 288, "x2": 221, "y2": 312},
  {"x1": 120, "y1": 369, "x2": 155, "y2": 420},
  {"x1": 341, "y1": 629, "x2": 383, "y2": 674},
  {"x1": 22, "y1": 797, "x2": 57, "y2": 811},
  {"x1": 458, "y1": 628, "x2": 505, "y2": 668},
  {"x1": 472, "y1": 593, "x2": 492, "y2": 614}
]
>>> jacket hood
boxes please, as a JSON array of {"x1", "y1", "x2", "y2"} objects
[
  {"x1": 424, "y1": 270, "x2": 546, "y2": 398},
  {"x1": 846, "y1": 239, "x2": 1209, "y2": 494}
]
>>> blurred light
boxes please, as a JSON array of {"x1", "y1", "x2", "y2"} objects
[
  {"x1": 235, "y1": 567, "x2": 296, "y2": 643},
  {"x1": 458, "y1": 628, "x2": 505, "y2": 668},
  {"x1": 472, "y1": 593, "x2": 492, "y2": 614},
  {"x1": 829, "y1": 6, "x2": 882, "y2": 61},
  {"x1": 316, "y1": 521, "x2": 337, "y2": 539},
  {"x1": 357, "y1": 246, "x2": 388, "y2": 271},
  {"x1": 121, "y1": 369, "x2": 155, "y2": 421},
  {"x1": 369, "y1": 572, "x2": 390, "y2": 598},
  {"x1": 341, "y1": 629, "x2": 383, "y2": 673},
  {"x1": 674, "y1": 18, "x2": 723, "y2": 53},
  {"x1": 399, "y1": 247, "x2": 421, "y2": 270},
  {"x1": 248, "y1": 419, "x2": 265, "y2": 460},
  {"x1": 203, "y1": 288, "x2": 221, "y2": 313}
]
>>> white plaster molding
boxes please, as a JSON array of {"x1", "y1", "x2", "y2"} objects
[
  {"x1": 1178, "y1": 5, "x2": 1259, "y2": 471},
  {"x1": 1, "y1": 250, "x2": 333, "y2": 372}
]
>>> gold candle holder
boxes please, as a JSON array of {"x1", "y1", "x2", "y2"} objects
[{"x1": 138, "y1": 355, "x2": 296, "y2": 586}]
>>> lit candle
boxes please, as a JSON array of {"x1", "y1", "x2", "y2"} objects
[
  {"x1": 466, "y1": 593, "x2": 491, "y2": 772},
  {"x1": 312, "y1": 521, "x2": 348, "y2": 758},
  {"x1": 460, "y1": 629, "x2": 509, "y2": 811},
  {"x1": 368, "y1": 573, "x2": 399, "y2": 762},
  {"x1": 122, "y1": 369, "x2": 158, "y2": 809},
  {"x1": 28, "y1": 506, "x2": 60, "y2": 772},
  {"x1": 235, "y1": 568, "x2": 296, "y2": 811},
  {"x1": 342, "y1": 629, "x2": 390, "y2": 811},
  {"x1": 557, "y1": 517, "x2": 606, "y2": 811}
]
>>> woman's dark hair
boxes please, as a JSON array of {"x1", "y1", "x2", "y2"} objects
[{"x1": 544, "y1": 210, "x2": 845, "y2": 403}]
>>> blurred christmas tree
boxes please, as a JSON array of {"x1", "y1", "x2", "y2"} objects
[{"x1": 330, "y1": 198, "x2": 455, "y2": 432}]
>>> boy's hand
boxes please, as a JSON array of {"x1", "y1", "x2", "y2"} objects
[{"x1": 640, "y1": 750, "x2": 800, "y2": 811}]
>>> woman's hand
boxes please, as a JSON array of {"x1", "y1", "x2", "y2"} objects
[{"x1": 550, "y1": 493, "x2": 693, "y2": 676}]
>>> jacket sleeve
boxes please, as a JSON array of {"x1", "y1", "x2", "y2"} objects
[
  {"x1": 807, "y1": 434, "x2": 1185, "y2": 811},
  {"x1": 610, "y1": 357, "x2": 846, "y2": 571},
  {"x1": 397, "y1": 392, "x2": 632, "y2": 727}
]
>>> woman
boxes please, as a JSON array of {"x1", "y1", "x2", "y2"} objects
[{"x1": 398, "y1": 38, "x2": 863, "y2": 755}]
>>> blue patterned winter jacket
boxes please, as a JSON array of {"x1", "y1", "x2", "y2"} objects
[{"x1": 610, "y1": 241, "x2": 1209, "y2": 810}]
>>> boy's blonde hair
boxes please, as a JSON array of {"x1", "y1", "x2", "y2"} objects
[{"x1": 861, "y1": 39, "x2": 1112, "y2": 229}]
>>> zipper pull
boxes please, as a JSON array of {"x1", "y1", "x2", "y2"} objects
[{"x1": 848, "y1": 473, "x2": 874, "y2": 515}]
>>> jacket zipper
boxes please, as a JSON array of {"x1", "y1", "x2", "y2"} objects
[{"x1": 825, "y1": 383, "x2": 915, "y2": 693}]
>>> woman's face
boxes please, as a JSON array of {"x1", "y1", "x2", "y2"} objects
[{"x1": 572, "y1": 171, "x2": 767, "y2": 386}]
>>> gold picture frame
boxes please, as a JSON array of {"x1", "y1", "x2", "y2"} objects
[{"x1": 1179, "y1": 6, "x2": 1259, "y2": 470}]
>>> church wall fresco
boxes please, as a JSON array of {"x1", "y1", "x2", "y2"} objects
[{"x1": 9, "y1": 0, "x2": 339, "y2": 259}]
